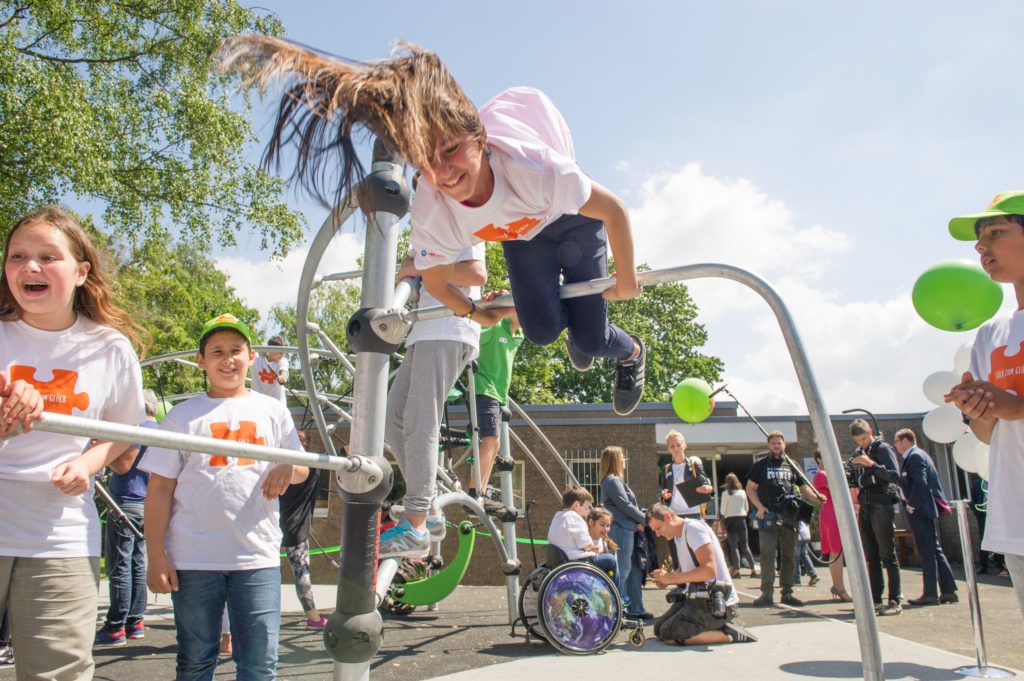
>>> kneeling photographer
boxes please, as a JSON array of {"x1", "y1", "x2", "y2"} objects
[
  {"x1": 745, "y1": 431, "x2": 819, "y2": 608},
  {"x1": 647, "y1": 504, "x2": 757, "y2": 646}
]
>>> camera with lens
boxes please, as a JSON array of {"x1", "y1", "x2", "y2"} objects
[
  {"x1": 665, "y1": 582, "x2": 729, "y2": 619},
  {"x1": 842, "y1": 458, "x2": 859, "y2": 488},
  {"x1": 773, "y1": 493, "x2": 815, "y2": 529}
]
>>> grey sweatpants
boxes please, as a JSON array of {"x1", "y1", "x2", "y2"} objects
[{"x1": 386, "y1": 340, "x2": 474, "y2": 516}]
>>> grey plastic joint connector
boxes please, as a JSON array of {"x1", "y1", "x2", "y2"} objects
[
  {"x1": 500, "y1": 559, "x2": 521, "y2": 576},
  {"x1": 347, "y1": 308, "x2": 402, "y2": 355}
]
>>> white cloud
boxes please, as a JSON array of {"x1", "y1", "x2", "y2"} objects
[
  {"x1": 216, "y1": 230, "x2": 363, "y2": 323},
  {"x1": 628, "y1": 163, "x2": 979, "y2": 416}
]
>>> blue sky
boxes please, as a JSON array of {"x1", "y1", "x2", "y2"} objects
[{"x1": 219, "y1": 0, "x2": 1024, "y2": 416}]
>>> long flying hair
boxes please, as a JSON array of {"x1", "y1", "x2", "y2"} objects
[
  {"x1": 215, "y1": 36, "x2": 483, "y2": 207},
  {"x1": 1, "y1": 206, "x2": 149, "y2": 353}
]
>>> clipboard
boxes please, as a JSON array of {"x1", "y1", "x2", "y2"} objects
[{"x1": 676, "y1": 477, "x2": 712, "y2": 508}]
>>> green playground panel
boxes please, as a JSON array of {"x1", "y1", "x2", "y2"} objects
[{"x1": 395, "y1": 520, "x2": 476, "y2": 606}]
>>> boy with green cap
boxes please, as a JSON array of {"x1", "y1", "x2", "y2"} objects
[
  {"x1": 945, "y1": 190, "x2": 1024, "y2": 620},
  {"x1": 141, "y1": 313, "x2": 308, "y2": 679}
]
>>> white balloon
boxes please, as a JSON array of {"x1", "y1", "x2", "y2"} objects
[
  {"x1": 923, "y1": 405, "x2": 968, "y2": 444},
  {"x1": 976, "y1": 442, "x2": 990, "y2": 481},
  {"x1": 952, "y1": 431, "x2": 980, "y2": 472},
  {"x1": 953, "y1": 342, "x2": 973, "y2": 376},
  {"x1": 922, "y1": 370, "x2": 960, "y2": 406}
]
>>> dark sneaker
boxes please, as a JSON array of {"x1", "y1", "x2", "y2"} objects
[
  {"x1": 94, "y1": 627, "x2": 127, "y2": 647},
  {"x1": 612, "y1": 335, "x2": 646, "y2": 416},
  {"x1": 480, "y1": 496, "x2": 508, "y2": 517},
  {"x1": 877, "y1": 599, "x2": 902, "y2": 616},
  {"x1": 780, "y1": 594, "x2": 804, "y2": 607},
  {"x1": 907, "y1": 595, "x2": 939, "y2": 606},
  {"x1": 723, "y1": 621, "x2": 758, "y2": 643},
  {"x1": 127, "y1": 620, "x2": 145, "y2": 639},
  {"x1": 939, "y1": 592, "x2": 959, "y2": 604},
  {"x1": 751, "y1": 594, "x2": 775, "y2": 607},
  {"x1": 565, "y1": 332, "x2": 595, "y2": 372}
]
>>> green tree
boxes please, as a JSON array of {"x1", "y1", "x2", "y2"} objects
[
  {"x1": 481, "y1": 244, "x2": 723, "y2": 404},
  {"x1": 0, "y1": 1, "x2": 302, "y2": 256},
  {"x1": 268, "y1": 280, "x2": 362, "y2": 402},
  {"x1": 115, "y1": 235, "x2": 259, "y2": 397}
]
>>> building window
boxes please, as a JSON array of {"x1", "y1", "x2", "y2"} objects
[{"x1": 563, "y1": 449, "x2": 628, "y2": 505}]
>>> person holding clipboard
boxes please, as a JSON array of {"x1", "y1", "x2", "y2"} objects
[{"x1": 660, "y1": 430, "x2": 713, "y2": 569}]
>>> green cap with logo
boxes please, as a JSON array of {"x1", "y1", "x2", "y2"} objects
[
  {"x1": 199, "y1": 313, "x2": 252, "y2": 346},
  {"x1": 949, "y1": 190, "x2": 1024, "y2": 241}
]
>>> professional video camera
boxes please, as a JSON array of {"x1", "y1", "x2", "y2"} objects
[
  {"x1": 773, "y1": 493, "x2": 815, "y2": 528},
  {"x1": 666, "y1": 582, "x2": 730, "y2": 619}
]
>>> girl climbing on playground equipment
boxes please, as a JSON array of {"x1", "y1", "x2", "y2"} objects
[
  {"x1": 215, "y1": 37, "x2": 647, "y2": 417},
  {"x1": 0, "y1": 205, "x2": 147, "y2": 680}
]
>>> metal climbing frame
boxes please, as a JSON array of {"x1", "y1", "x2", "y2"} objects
[{"x1": 27, "y1": 138, "x2": 885, "y2": 680}]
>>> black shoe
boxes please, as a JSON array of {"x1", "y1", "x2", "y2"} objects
[
  {"x1": 780, "y1": 594, "x2": 804, "y2": 607},
  {"x1": 480, "y1": 496, "x2": 508, "y2": 516},
  {"x1": 907, "y1": 595, "x2": 940, "y2": 606},
  {"x1": 565, "y1": 332, "x2": 595, "y2": 372},
  {"x1": 612, "y1": 335, "x2": 646, "y2": 416},
  {"x1": 723, "y1": 621, "x2": 758, "y2": 643},
  {"x1": 751, "y1": 594, "x2": 775, "y2": 607},
  {"x1": 939, "y1": 593, "x2": 959, "y2": 604},
  {"x1": 877, "y1": 599, "x2": 902, "y2": 616}
]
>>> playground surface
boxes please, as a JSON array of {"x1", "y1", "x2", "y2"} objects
[{"x1": 14, "y1": 567, "x2": 1017, "y2": 681}]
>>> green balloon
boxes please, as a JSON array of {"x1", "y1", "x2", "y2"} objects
[
  {"x1": 912, "y1": 260, "x2": 1003, "y2": 332},
  {"x1": 672, "y1": 378, "x2": 714, "y2": 423},
  {"x1": 155, "y1": 399, "x2": 172, "y2": 424}
]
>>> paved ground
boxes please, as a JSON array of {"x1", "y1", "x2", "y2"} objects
[{"x1": 1, "y1": 566, "x2": 1019, "y2": 680}]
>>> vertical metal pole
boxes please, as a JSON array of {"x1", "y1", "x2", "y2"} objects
[
  {"x1": 498, "y1": 410, "x2": 519, "y2": 623},
  {"x1": 953, "y1": 500, "x2": 1014, "y2": 678},
  {"x1": 328, "y1": 141, "x2": 409, "y2": 681},
  {"x1": 466, "y1": 365, "x2": 484, "y2": 495}
]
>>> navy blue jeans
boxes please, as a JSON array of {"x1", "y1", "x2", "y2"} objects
[
  {"x1": 609, "y1": 524, "x2": 645, "y2": 614},
  {"x1": 502, "y1": 214, "x2": 634, "y2": 360},
  {"x1": 908, "y1": 512, "x2": 956, "y2": 598},
  {"x1": 171, "y1": 568, "x2": 281, "y2": 681},
  {"x1": 103, "y1": 502, "x2": 147, "y2": 630}
]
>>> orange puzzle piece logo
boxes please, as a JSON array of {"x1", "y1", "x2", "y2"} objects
[
  {"x1": 473, "y1": 216, "x2": 543, "y2": 242},
  {"x1": 258, "y1": 367, "x2": 277, "y2": 385},
  {"x1": 208, "y1": 421, "x2": 263, "y2": 467},
  {"x1": 988, "y1": 343, "x2": 1024, "y2": 397},
  {"x1": 10, "y1": 365, "x2": 90, "y2": 415}
]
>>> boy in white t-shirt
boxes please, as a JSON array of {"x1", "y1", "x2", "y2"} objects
[
  {"x1": 946, "y1": 191, "x2": 1024, "y2": 620},
  {"x1": 546, "y1": 485, "x2": 617, "y2": 576},
  {"x1": 141, "y1": 314, "x2": 308, "y2": 679},
  {"x1": 251, "y1": 335, "x2": 288, "y2": 404}
]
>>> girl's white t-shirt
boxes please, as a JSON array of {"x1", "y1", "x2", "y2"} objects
[
  {"x1": 405, "y1": 243, "x2": 484, "y2": 355},
  {"x1": 720, "y1": 489, "x2": 749, "y2": 518},
  {"x1": 0, "y1": 317, "x2": 145, "y2": 557},
  {"x1": 139, "y1": 392, "x2": 302, "y2": 570},
  {"x1": 251, "y1": 354, "x2": 289, "y2": 404},
  {"x1": 410, "y1": 87, "x2": 592, "y2": 270},
  {"x1": 969, "y1": 310, "x2": 1024, "y2": 556}
]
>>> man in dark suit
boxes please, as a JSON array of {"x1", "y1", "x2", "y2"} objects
[{"x1": 895, "y1": 428, "x2": 959, "y2": 606}]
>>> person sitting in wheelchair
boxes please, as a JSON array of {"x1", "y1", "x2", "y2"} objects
[
  {"x1": 547, "y1": 485, "x2": 618, "y2": 577},
  {"x1": 647, "y1": 504, "x2": 757, "y2": 646},
  {"x1": 587, "y1": 506, "x2": 619, "y2": 557}
]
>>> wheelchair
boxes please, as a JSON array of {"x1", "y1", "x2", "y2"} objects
[{"x1": 514, "y1": 545, "x2": 646, "y2": 654}]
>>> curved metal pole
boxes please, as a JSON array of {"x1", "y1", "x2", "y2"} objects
[
  {"x1": 685, "y1": 264, "x2": 884, "y2": 681},
  {"x1": 296, "y1": 200, "x2": 359, "y2": 456},
  {"x1": 507, "y1": 398, "x2": 580, "y2": 487}
]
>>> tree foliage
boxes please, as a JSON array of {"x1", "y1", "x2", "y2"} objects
[
  {"x1": 113, "y1": 234, "x2": 259, "y2": 397},
  {"x1": 0, "y1": 0, "x2": 303, "y2": 256},
  {"x1": 480, "y1": 244, "x2": 723, "y2": 404}
]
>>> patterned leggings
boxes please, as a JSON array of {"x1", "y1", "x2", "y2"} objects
[{"x1": 284, "y1": 541, "x2": 316, "y2": 613}]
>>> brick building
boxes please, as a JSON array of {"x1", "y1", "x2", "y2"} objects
[{"x1": 298, "y1": 400, "x2": 974, "y2": 587}]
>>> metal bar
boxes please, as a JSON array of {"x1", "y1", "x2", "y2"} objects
[
  {"x1": 507, "y1": 429, "x2": 563, "y2": 499},
  {"x1": 508, "y1": 398, "x2": 580, "y2": 487},
  {"x1": 498, "y1": 417, "x2": 519, "y2": 624},
  {"x1": 32, "y1": 413, "x2": 375, "y2": 474},
  {"x1": 141, "y1": 346, "x2": 328, "y2": 367}
]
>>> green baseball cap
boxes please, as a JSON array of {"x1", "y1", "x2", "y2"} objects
[
  {"x1": 199, "y1": 313, "x2": 252, "y2": 346},
  {"x1": 949, "y1": 190, "x2": 1024, "y2": 241}
]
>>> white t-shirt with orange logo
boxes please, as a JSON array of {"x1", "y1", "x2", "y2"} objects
[
  {"x1": 139, "y1": 391, "x2": 302, "y2": 570},
  {"x1": 410, "y1": 87, "x2": 592, "y2": 270},
  {"x1": 251, "y1": 354, "x2": 288, "y2": 404},
  {"x1": 970, "y1": 310, "x2": 1024, "y2": 556},
  {"x1": 0, "y1": 317, "x2": 145, "y2": 557}
]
